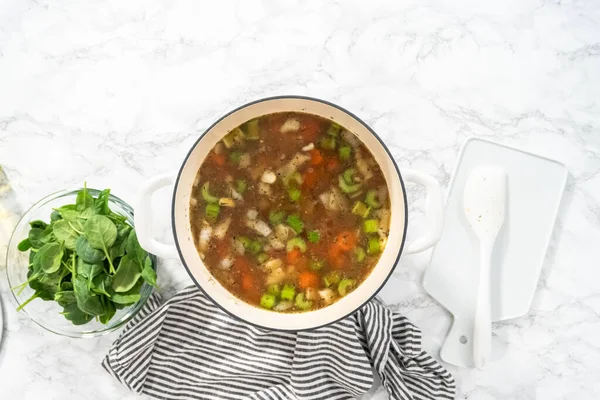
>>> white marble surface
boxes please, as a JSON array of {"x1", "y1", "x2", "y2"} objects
[{"x1": 1, "y1": 0, "x2": 599, "y2": 398}]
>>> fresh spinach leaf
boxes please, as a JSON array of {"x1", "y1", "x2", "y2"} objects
[
  {"x1": 109, "y1": 224, "x2": 131, "y2": 260},
  {"x1": 126, "y1": 230, "x2": 148, "y2": 264},
  {"x1": 28, "y1": 228, "x2": 46, "y2": 249},
  {"x1": 111, "y1": 280, "x2": 142, "y2": 305},
  {"x1": 54, "y1": 291, "x2": 76, "y2": 307},
  {"x1": 91, "y1": 274, "x2": 112, "y2": 297},
  {"x1": 94, "y1": 189, "x2": 111, "y2": 215},
  {"x1": 61, "y1": 302, "x2": 93, "y2": 325},
  {"x1": 108, "y1": 212, "x2": 128, "y2": 224},
  {"x1": 112, "y1": 255, "x2": 141, "y2": 293},
  {"x1": 75, "y1": 236, "x2": 105, "y2": 264},
  {"x1": 73, "y1": 275, "x2": 105, "y2": 316},
  {"x1": 76, "y1": 185, "x2": 94, "y2": 212},
  {"x1": 29, "y1": 220, "x2": 48, "y2": 230},
  {"x1": 53, "y1": 220, "x2": 79, "y2": 250},
  {"x1": 77, "y1": 258, "x2": 103, "y2": 279},
  {"x1": 36, "y1": 242, "x2": 64, "y2": 274},
  {"x1": 17, "y1": 238, "x2": 32, "y2": 252},
  {"x1": 83, "y1": 215, "x2": 117, "y2": 273},
  {"x1": 61, "y1": 281, "x2": 73, "y2": 291},
  {"x1": 141, "y1": 256, "x2": 157, "y2": 287},
  {"x1": 50, "y1": 210, "x2": 62, "y2": 222},
  {"x1": 99, "y1": 300, "x2": 115, "y2": 325}
]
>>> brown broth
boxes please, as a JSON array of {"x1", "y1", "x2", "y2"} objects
[{"x1": 190, "y1": 112, "x2": 390, "y2": 312}]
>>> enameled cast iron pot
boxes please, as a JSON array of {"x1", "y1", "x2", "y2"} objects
[{"x1": 136, "y1": 96, "x2": 444, "y2": 331}]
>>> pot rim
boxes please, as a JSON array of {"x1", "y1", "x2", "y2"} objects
[{"x1": 171, "y1": 95, "x2": 408, "y2": 331}]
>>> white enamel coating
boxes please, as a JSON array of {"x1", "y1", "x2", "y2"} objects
[
  {"x1": 137, "y1": 97, "x2": 445, "y2": 331},
  {"x1": 463, "y1": 166, "x2": 507, "y2": 369}
]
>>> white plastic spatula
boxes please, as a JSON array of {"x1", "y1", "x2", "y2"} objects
[{"x1": 463, "y1": 166, "x2": 507, "y2": 369}]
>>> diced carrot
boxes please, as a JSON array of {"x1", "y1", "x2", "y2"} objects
[
  {"x1": 242, "y1": 273, "x2": 254, "y2": 291},
  {"x1": 310, "y1": 149, "x2": 324, "y2": 166},
  {"x1": 287, "y1": 249, "x2": 301, "y2": 265},
  {"x1": 295, "y1": 255, "x2": 308, "y2": 271},
  {"x1": 298, "y1": 271, "x2": 319, "y2": 289},
  {"x1": 335, "y1": 231, "x2": 357, "y2": 252},
  {"x1": 212, "y1": 153, "x2": 226, "y2": 166}
]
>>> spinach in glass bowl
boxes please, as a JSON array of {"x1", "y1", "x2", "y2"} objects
[{"x1": 6, "y1": 186, "x2": 157, "y2": 337}]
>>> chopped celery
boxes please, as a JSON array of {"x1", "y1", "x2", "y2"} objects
[
  {"x1": 246, "y1": 119, "x2": 260, "y2": 140},
  {"x1": 249, "y1": 240, "x2": 262, "y2": 255},
  {"x1": 267, "y1": 284, "x2": 280, "y2": 296},
  {"x1": 339, "y1": 175, "x2": 362, "y2": 193},
  {"x1": 338, "y1": 145, "x2": 351, "y2": 161},
  {"x1": 338, "y1": 279, "x2": 356, "y2": 296},
  {"x1": 229, "y1": 151, "x2": 243, "y2": 165},
  {"x1": 295, "y1": 293, "x2": 313, "y2": 310},
  {"x1": 202, "y1": 182, "x2": 219, "y2": 203},
  {"x1": 367, "y1": 236, "x2": 381, "y2": 255},
  {"x1": 281, "y1": 284, "x2": 296, "y2": 301},
  {"x1": 288, "y1": 187, "x2": 301, "y2": 202},
  {"x1": 327, "y1": 122, "x2": 341, "y2": 137},
  {"x1": 354, "y1": 247, "x2": 366, "y2": 262},
  {"x1": 231, "y1": 127, "x2": 245, "y2": 144},
  {"x1": 343, "y1": 168, "x2": 357, "y2": 184},
  {"x1": 260, "y1": 293, "x2": 277, "y2": 309},
  {"x1": 309, "y1": 259, "x2": 324, "y2": 271},
  {"x1": 307, "y1": 230, "x2": 320, "y2": 243},
  {"x1": 320, "y1": 136, "x2": 336, "y2": 150},
  {"x1": 284, "y1": 171, "x2": 302, "y2": 187},
  {"x1": 363, "y1": 219, "x2": 379, "y2": 233},
  {"x1": 286, "y1": 214, "x2": 304, "y2": 234},
  {"x1": 269, "y1": 210, "x2": 285, "y2": 226},
  {"x1": 235, "y1": 179, "x2": 247, "y2": 194},
  {"x1": 256, "y1": 253, "x2": 269, "y2": 263},
  {"x1": 237, "y1": 236, "x2": 251, "y2": 249},
  {"x1": 323, "y1": 271, "x2": 341, "y2": 287},
  {"x1": 286, "y1": 237, "x2": 307, "y2": 253},
  {"x1": 222, "y1": 133, "x2": 235, "y2": 148},
  {"x1": 352, "y1": 201, "x2": 370, "y2": 218},
  {"x1": 365, "y1": 189, "x2": 381, "y2": 208},
  {"x1": 205, "y1": 204, "x2": 220, "y2": 221}
]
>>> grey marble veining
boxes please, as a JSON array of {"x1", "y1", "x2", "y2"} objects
[{"x1": 1, "y1": 0, "x2": 599, "y2": 399}]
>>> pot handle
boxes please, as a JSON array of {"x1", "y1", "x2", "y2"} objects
[
  {"x1": 401, "y1": 168, "x2": 444, "y2": 254},
  {"x1": 135, "y1": 173, "x2": 179, "y2": 259}
]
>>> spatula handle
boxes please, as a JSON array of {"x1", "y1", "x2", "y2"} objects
[{"x1": 473, "y1": 240, "x2": 492, "y2": 369}]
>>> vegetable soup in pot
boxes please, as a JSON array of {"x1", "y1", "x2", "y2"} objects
[{"x1": 189, "y1": 112, "x2": 390, "y2": 312}]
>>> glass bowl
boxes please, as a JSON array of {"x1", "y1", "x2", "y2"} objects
[{"x1": 5, "y1": 188, "x2": 155, "y2": 338}]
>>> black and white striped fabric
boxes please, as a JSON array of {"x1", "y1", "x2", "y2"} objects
[{"x1": 103, "y1": 286, "x2": 456, "y2": 400}]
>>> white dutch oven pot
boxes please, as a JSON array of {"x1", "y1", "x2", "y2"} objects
[{"x1": 136, "y1": 96, "x2": 443, "y2": 331}]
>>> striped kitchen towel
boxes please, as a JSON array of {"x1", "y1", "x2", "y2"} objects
[{"x1": 103, "y1": 286, "x2": 456, "y2": 400}]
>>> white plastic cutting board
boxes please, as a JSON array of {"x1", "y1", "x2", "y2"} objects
[{"x1": 423, "y1": 138, "x2": 567, "y2": 368}]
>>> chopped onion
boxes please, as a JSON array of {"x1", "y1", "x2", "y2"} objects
[
  {"x1": 213, "y1": 142, "x2": 224, "y2": 155},
  {"x1": 233, "y1": 239, "x2": 245, "y2": 255},
  {"x1": 266, "y1": 267, "x2": 286, "y2": 285},
  {"x1": 277, "y1": 153, "x2": 310, "y2": 178},
  {"x1": 275, "y1": 224, "x2": 295, "y2": 242},
  {"x1": 247, "y1": 219, "x2": 272, "y2": 237},
  {"x1": 198, "y1": 226, "x2": 212, "y2": 252},
  {"x1": 214, "y1": 217, "x2": 232, "y2": 239},
  {"x1": 305, "y1": 287, "x2": 318, "y2": 301},
  {"x1": 219, "y1": 256, "x2": 234, "y2": 270},
  {"x1": 258, "y1": 182, "x2": 272, "y2": 196},
  {"x1": 280, "y1": 118, "x2": 300, "y2": 133},
  {"x1": 319, "y1": 187, "x2": 349, "y2": 212},
  {"x1": 190, "y1": 197, "x2": 198, "y2": 206},
  {"x1": 229, "y1": 186, "x2": 243, "y2": 201},
  {"x1": 268, "y1": 236, "x2": 286, "y2": 250},
  {"x1": 356, "y1": 154, "x2": 374, "y2": 180},
  {"x1": 263, "y1": 258, "x2": 283, "y2": 272},
  {"x1": 239, "y1": 153, "x2": 251, "y2": 169},
  {"x1": 341, "y1": 130, "x2": 360, "y2": 148},
  {"x1": 219, "y1": 197, "x2": 235, "y2": 207},
  {"x1": 318, "y1": 288, "x2": 336, "y2": 304},
  {"x1": 193, "y1": 174, "x2": 201, "y2": 187},
  {"x1": 246, "y1": 209, "x2": 258, "y2": 220},
  {"x1": 302, "y1": 143, "x2": 315, "y2": 151},
  {"x1": 374, "y1": 209, "x2": 391, "y2": 232},
  {"x1": 273, "y1": 301, "x2": 293, "y2": 312},
  {"x1": 261, "y1": 170, "x2": 277, "y2": 184}
]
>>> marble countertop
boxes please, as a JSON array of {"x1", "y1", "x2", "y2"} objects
[{"x1": 1, "y1": 0, "x2": 599, "y2": 399}]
